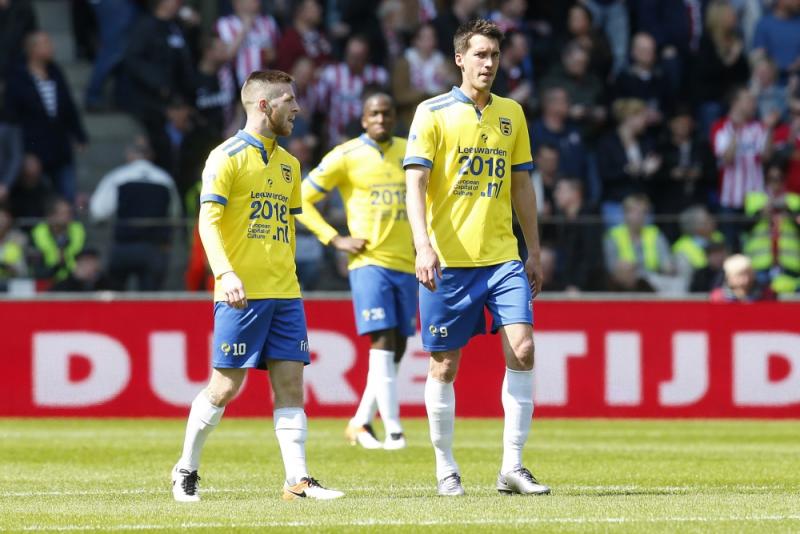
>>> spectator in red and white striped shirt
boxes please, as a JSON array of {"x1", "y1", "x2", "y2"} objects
[
  {"x1": 274, "y1": 0, "x2": 331, "y2": 72},
  {"x1": 215, "y1": 0, "x2": 280, "y2": 87},
  {"x1": 315, "y1": 35, "x2": 389, "y2": 147},
  {"x1": 711, "y1": 86, "x2": 780, "y2": 248},
  {"x1": 711, "y1": 87, "x2": 779, "y2": 210}
]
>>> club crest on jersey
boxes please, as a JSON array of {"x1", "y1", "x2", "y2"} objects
[
  {"x1": 499, "y1": 117, "x2": 512, "y2": 136},
  {"x1": 280, "y1": 164, "x2": 293, "y2": 183}
]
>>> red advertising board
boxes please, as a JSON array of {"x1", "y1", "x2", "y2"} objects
[{"x1": 1, "y1": 300, "x2": 799, "y2": 418}]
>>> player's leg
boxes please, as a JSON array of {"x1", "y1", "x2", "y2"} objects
[
  {"x1": 173, "y1": 368, "x2": 246, "y2": 502},
  {"x1": 426, "y1": 349, "x2": 465, "y2": 495},
  {"x1": 420, "y1": 267, "x2": 487, "y2": 496},
  {"x1": 266, "y1": 299, "x2": 343, "y2": 500},
  {"x1": 487, "y1": 261, "x2": 549, "y2": 496},
  {"x1": 172, "y1": 301, "x2": 271, "y2": 502},
  {"x1": 347, "y1": 328, "x2": 393, "y2": 449},
  {"x1": 369, "y1": 328, "x2": 406, "y2": 449}
]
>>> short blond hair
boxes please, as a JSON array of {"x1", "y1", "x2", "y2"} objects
[
  {"x1": 240, "y1": 70, "x2": 294, "y2": 106},
  {"x1": 612, "y1": 98, "x2": 647, "y2": 123},
  {"x1": 723, "y1": 254, "x2": 752, "y2": 276}
]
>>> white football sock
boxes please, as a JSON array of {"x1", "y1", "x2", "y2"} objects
[
  {"x1": 369, "y1": 349, "x2": 403, "y2": 435},
  {"x1": 178, "y1": 391, "x2": 225, "y2": 471},
  {"x1": 501, "y1": 368, "x2": 534, "y2": 474},
  {"x1": 274, "y1": 407, "x2": 309, "y2": 486},
  {"x1": 351, "y1": 373, "x2": 377, "y2": 428},
  {"x1": 425, "y1": 375, "x2": 458, "y2": 480}
]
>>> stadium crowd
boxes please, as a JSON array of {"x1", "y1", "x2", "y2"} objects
[{"x1": 1, "y1": 0, "x2": 800, "y2": 299}]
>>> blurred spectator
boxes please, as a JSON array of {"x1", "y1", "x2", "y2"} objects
[
  {"x1": 751, "y1": 0, "x2": 800, "y2": 83},
  {"x1": 635, "y1": 0, "x2": 703, "y2": 93},
  {"x1": 731, "y1": 0, "x2": 763, "y2": 50},
  {"x1": 612, "y1": 32, "x2": 672, "y2": 130},
  {"x1": 773, "y1": 96, "x2": 800, "y2": 194},
  {"x1": 274, "y1": 0, "x2": 331, "y2": 72},
  {"x1": 0, "y1": 121, "x2": 22, "y2": 203},
  {"x1": 316, "y1": 34, "x2": 388, "y2": 147},
  {"x1": 0, "y1": 0, "x2": 37, "y2": 84},
  {"x1": 216, "y1": 0, "x2": 280, "y2": 87},
  {"x1": 652, "y1": 107, "x2": 715, "y2": 225},
  {"x1": 432, "y1": 0, "x2": 481, "y2": 58},
  {"x1": 690, "y1": 240, "x2": 728, "y2": 292},
  {"x1": 378, "y1": 0, "x2": 407, "y2": 65},
  {"x1": 0, "y1": 205, "x2": 28, "y2": 289},
  {"x1": 692, "y1": 0, "x2": 750, "y2": 136},
  {"x1": 559, "y1": 4, "x2": 613, "y2": 82},
  {"x1": 70, "y1": 0, "x2": 96, "y2": 62},
  {"x1": 530, "y1": 86, "x2": 596, "y2": 197},
  {"x1": 392, "y1": 23, "x2": 455, "y2": 130},
  {"x1": 531, "y1": 143, "x2": 559, "y2": 217},
  {"x1": 84, "y1": 0, "x2": 138, "y2": 110},
  {"x1": 150, "y1": 97, "x2": 219, "y2": 203},
  {"x1": 581, "y1": 0, "x2": 629, "y2": 79},
  {"x1": 8, "y1": 154, "x2": 52, "y2": 227},
  {"x1": 597, "y1": 98, "x2": 661, "y2": 224},
  {"x1": 493, "y1": 31, "x2": 536, "y2": 111},
  {"x1": 336, "y1": 0, "x2": 389, "y2": 66},
  {"x1": 741, "y1": 161, "x2": 800, "y2": 294},
  {"x1": 30, "y1": 197, "x2": 85, "y2": 284},
  {"x1": 711, "y1": 86, "x2": 778, "y2": 245},
  {"x1": 50, "y1": 248, "x2": 113, "y2": 291},
  {"x1": 710, "y1": 253, "x2": 776, "y2": 301},
  {"x1": 604, "y1": 193, "x2": 679, "y2": 293},
  {"x1": 89, "y1": 137, "x2": 180, "y2": 291},
  {"x1": 185, "y1": 224, "x2": 213, "y2": 291},
  {"x1": 538, "y1": 245, "x2": 564, "y2": 291},
  {"x1": 489, "y1": 0, "x2": 527, "y2": 34},
  {"x1": 672, "y1": 205, "x2": 725, "y2": 289},
  {"x1": 289, "y1": 136, "x2": 325, "y2": 290},
  {"x1": 124, "y1": 0, "x2": 195, "y2": 134},
  {"x1": 551, "y1": 177, "x2": 606, "y2": 292},
  {"x1": 750, "y1": 57, "x2": 789, "y2": 121},
  {"x1": 194, "y1": 35, "x2": 236, "y2": 137},
  {"x1": 540, "y1": 41, "x2": 606, "y2": 133},
  {"x1": 4, "y1": 31, "x2": 88, "y2": 203},
  {"x1": 285, "y1": 57, "x2": 320, "y2": 146},
  {"x1": 606, "y1": 258, "x2": 656, "y2": 292}
]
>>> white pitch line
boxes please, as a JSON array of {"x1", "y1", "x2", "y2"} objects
[
  {"x1": 0, "y1": 484, "x2": 788, "y2": 498},
  {"x1": 9, "y1": 515, "x2": 800, "y2": 532}
]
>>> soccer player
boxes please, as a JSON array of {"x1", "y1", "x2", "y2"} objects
[
  {"x1": 171, "y1": 70, "x2": 343, "y2": 502},
  {"x1": 404, "y1": 19, "x2": 551, "y2": 496},
  {"x1": 296, "y1": 93, "x2": 415, "y2": 450}
]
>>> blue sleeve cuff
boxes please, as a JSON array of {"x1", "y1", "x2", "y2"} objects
[
  {"x1": 307, "y1": 178, "x2": 328, "y2": 193},
  {"x1": 200, "y1": 194, "x2": 228, "y2": 205},
  {"x1": 511, "y1": 161, "x2": 534, "y2": 172},
  {"x1": 289, "y1": 207, "x2": 303, "y2": 215},
  {"x1": 403, "y1": 156, "x2": 433, "y2": 169}
]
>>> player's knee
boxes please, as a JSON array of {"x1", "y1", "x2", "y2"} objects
[
  {"x1": 271, "y1": 374, "x2": 304, "y2": 407},
  {"x1": 510, "y1": 338, "x2": 535, "y2": 371},
  {"x1": 205, "y1": 382, "x2": 241, "y2": 407}
]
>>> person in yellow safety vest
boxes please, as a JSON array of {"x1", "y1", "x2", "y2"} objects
[
  {"x1": 742, "y1": 164, "x2": 800, "y2": 294},
  {"x1": 673, "y1": 205, "x2": 726, "y2": 269},
  {"x1": 0, "y1": 205, "x2": 28, "y2": 289},
  {"x1": 30, "y1": 197, "x2": 85, "y2": 284},
  {"x1": 604, "y1": 194, "x2": 677, "y2": 291}
]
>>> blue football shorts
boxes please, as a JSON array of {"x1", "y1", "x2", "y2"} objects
[
  {"x1": 419, "y1": 260, "x2": 533, "y2": 352},
  {"x1": 348, "y1": 265, "x2": 418, "y2": 337},
  {"x1": 212, "y1": 298, "x2": 310, "y2": 369}
]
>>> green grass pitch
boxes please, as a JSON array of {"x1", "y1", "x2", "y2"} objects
[{"x1": 1, "y1": 418, "x2": 798, "y2": 533}]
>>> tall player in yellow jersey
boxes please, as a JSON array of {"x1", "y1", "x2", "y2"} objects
[
  {"x1": 171, "y1": 70, "x2": 343, "y2": 502},
  {"x1": 404, "y1": 20, "x2": 550, "y2": 497},
  {"x1": 297, "y1": 93, "x2": 415, "y2": 451}
]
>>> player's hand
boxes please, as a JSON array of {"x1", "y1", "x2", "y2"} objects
[
  {"x1": 416, "y1": 243, "x2": 442, "y2": 291},
  {"x1": 331, "y1": 235, "x2": 367, "y2": 254},
  {"x1": 525, "y1": 255, "x2": 543, "y2": 298},
  {"x1": 220, "y1": 271, "x2": 247, "y2": 309}
]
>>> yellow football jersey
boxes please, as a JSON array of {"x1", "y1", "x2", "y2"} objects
[
  {"x1": 297, "y1": 135, "x2": 414, "y2": 274},
  {"x1": 403, "y1": 87, "x2": 533, "y2": 267},
  {"x1": 199, "y1": 130, "x2": 302, "y2": 301}
]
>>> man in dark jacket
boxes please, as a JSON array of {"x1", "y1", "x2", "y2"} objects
[{"x1": 4, "y1": 31, "x2": 88, "y2": 202}]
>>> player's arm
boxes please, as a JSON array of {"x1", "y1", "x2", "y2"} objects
[
  {"x1": 406, "y1": 164, "x2": 441, "y2": 291},
  {"x1": 198, "y1": 151, "x2": 246, "y2": 309},
  {"x1": 296, "y1": 180, "x2": 366, "y2": 254},
  {"x1": 298, "y1": 149, "x2": 366, "y2": 254},
  {"x1": 510, "y1": 169, "x2": 543, "y2": 296}
]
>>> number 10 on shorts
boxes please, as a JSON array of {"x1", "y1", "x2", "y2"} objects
[{"x1": 428, "y1": 325, "x2": 449, "y2": 337}]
